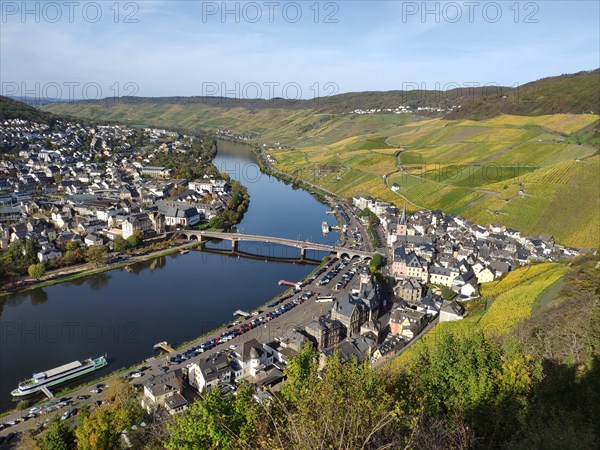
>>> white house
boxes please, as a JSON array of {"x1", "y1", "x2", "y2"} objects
[
  {"x1": 476, "y1": 268, "x2": 495, "y2": 284},
  {"x1": 233, "y1": 339, "x2": 274, "y2": 380},
  {"x1": 38, "y1": 248, "x2": 62, "y2": 263},
  {"x1": 189, "y1": 353, "x2": 232, "y2": 392}
]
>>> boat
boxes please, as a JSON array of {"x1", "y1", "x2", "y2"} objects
[
  {"x1": 322, "y1": 221, "x2": 330, "y2": 234},
  {"x1": 11, "y1": 355, "x2": 108, "y2": 397},
  {"x1": 179, "y1": 249, "x2": 189, "y2": 255}
]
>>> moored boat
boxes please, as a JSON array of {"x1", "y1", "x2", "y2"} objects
[{"x1": 11, "y1": 355, "x2": 108, "y2": 397}]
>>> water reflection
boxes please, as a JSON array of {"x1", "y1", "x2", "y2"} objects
[
  {"x1": 87, "y1": 273, "x2": 111, "y2": 291},
  {"x1": 29, "y1": 289, "x2": 49, "y2": 305},
  {"x1": 0, "y1": 287, "x2": 50, "y2": 312}
]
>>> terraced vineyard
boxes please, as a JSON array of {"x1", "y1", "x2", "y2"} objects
[{"x1": 270, "y1": 114, "x2": 599, "y2": 248}]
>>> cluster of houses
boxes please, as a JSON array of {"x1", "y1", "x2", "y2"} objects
[
  {"x1": 139, "y1": 268, "x2": 389, "y2": 414},
  {"x1": 0, "y1": 119, "x2": 232, "y2": 262},
  {"x1": 141, "y1": 336, "x2": 302, "y2": 414},
  {"x1": 214, "y1": 128, "x2": 260, "y2": 141},
  {"x1": 349, "y1": 194, "x2": 581, "y2": 355},
  {"x1": 350, "y1": 104, "x2": 458, "y2": 115}
]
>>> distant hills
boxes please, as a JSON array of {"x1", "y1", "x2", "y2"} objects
[{"x1": 38, "y1": 68, "x2": 599, "y2": 119}]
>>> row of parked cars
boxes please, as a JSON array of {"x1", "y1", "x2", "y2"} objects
[
  {"x1": 335, "y1": 269, "x2": 357, "y2": 290},
  {"x1": 318, "y1": 258, "x2": 352, "y2": 286},
  {"x1": 268, "y1": 292, "x2": 295, "y2": 308},
  {"x1": 0, "y1": 395, "x2": 79, "y2": 435}
]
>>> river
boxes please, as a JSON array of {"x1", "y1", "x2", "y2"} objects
[{"x1": 0, "y1": 140, "x2": 339, "y2": 411}]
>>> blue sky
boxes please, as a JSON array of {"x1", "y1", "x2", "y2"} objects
[{"x1": 1, "y1": 1, "x2": 598, "y2": 99}]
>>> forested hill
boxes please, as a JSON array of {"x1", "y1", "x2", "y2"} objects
[
  {"x1": 445, "y1": 69, "x2": 600, "y2": 119},
  {"x1": 0, "y1": 96, "x2": 56, "y2": 122}
]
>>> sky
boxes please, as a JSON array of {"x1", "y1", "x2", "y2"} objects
[{"x1": 1, "y1": 1, "x2": 599, "y2": 100}]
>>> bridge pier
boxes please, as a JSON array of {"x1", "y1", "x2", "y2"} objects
[
  {"x1": 231, "y1": 240, "x2": 238, "y2": 252},
  {"x1": 300, "y1": 247, "x2": 306, "y2": 260}
]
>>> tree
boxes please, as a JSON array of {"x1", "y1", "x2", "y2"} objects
[
  {"x1": 405, "y1": 332, "x2": 540, "y2": 440},
  {"x1": 358, "y1": 207, "x2": 380, "y2": 225},
  {"x1": 369, "y1": 253, "x2": 383, "y2": 274},
  {"x1": 36, "y1": 418, "x2": 76, "y2": 450},
  {"x1": 61, "y1": 248, "x2": 84, "y2": 267},
  {"x1": 24, "y1": 238, "x2": 39, "y2": 265},
  {"x1": 113, "y1": 235, "x2": 129, "y2": 253},
  {"x1": 85, "y1": 245, "x2": 108, "y2": 266},
  {"x1": 75, "y1": 377, "x2": 144, "y2": 450},
  {"x1": 166, "y1": 383, "x2": 260, "y2": 450},
  {"x1": 280, "y1": 343, "x2": 319, "y2": 404},
  {"x1": 64, "y1": 241, "x2": 79, "y2": 252},
  {"x1": 277, "y1": 349, "x2": 410, "y2": 449},
  {"x1": 75, "y1": 407, "x2": 118, "y2": 450},
  {"x1": 126, "y1": 230, "x2": 143, "y2": 248},
  {"x1": 28, "y1": 263, "x2": 46, "y2": 280}
]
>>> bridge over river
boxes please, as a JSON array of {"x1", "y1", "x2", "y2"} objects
[{"x1": 178, "y1": 230, "x2": 373, "y2": 260}]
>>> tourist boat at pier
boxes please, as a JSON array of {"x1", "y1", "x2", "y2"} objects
[{"x1": 11, "y1": 355, "x2": 108, "y2": 397}]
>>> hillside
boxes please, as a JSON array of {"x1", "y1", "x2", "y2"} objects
[
  {"x1": 272, "y1": 114, "x2": 599, "y2": 247},
  {"x1": 446, "y1": 69, "x2": 600, "y2": 119},
  {"x1": 44, "y1": 86, "x2": 501, "y2": 115},
  {"x1": 43, "y1": 70, "x2": 599, "y2": 119},
  {"x1": 0, "y1": 95, "x2": 56, "y2": 122}
]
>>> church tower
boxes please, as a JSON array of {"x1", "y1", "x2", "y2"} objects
[
  {"x1": 360, "y1": 266, "x2": 371, "y2": 290},
  {"x1": 396, "y1": 204, "x2": 407, "y2": 236}
]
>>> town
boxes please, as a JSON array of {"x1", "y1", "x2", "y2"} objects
[
  {"x1": 0, "y1": 118, "x2": 252, "y2": 289},
  {"x1": 0, "y1": 116, "x2": 585, "y2": 444}
]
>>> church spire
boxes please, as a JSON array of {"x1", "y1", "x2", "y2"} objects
[{"x1": 399, "y1": 204, "x2": 406, "y2": 225}]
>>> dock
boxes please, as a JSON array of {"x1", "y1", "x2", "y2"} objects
[
  {"x1": 153, "y1": 341, "x2": 176, "y2": 354},
  {"x1": 40, "y1": 386, "x2": 54, "y2": 399},
  {"x1": 278, "y1": 280, "x2": 300, "y2": 288}
]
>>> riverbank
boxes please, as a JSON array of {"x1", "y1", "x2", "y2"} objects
[
  {"x1": 213, "y1": 134, "x2": 340, "y2": 205},
  {"x1": 252, "y1": 145, "x2": 340, "y2": 204},
  {"x1": 0, "y1": 238, "x2": 200, "y2": 298}
]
